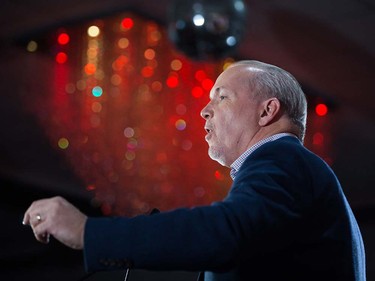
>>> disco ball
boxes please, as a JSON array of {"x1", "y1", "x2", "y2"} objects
[{"x1": 168, "y1": 0, "x2": 247, "y2": 60}]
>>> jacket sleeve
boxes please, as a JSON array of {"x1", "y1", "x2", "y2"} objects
[{"x1": 83, "y1": 141, "x2": 312, "y2": 273}]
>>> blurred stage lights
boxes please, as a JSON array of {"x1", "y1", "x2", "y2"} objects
[
  {"x1": 168, "y1": 0, "x2": 247, "y2": 60},
  {"x1": 166, "y1": 75, "x2": 179, "y2": 88},
  {"x1": 88, "y1": 25, "x2": 100, "y2": 37},
  {"x1": 121, "y1": 18, "x2": 134, "y2": 30},
  {"x1": 58, "y1": 138, "x2": 69, "y2": 149},
  {"x1": 175, "y1": 119, "x2": 187, "y2": 131},
  {"x1": 193, "y1": 14, "x2": 205, "y2": 26},
  {"x1": 56, "y1": 52, "x2": 68, "y2": 64},
  {"x1": 26, "y1": 41, "x2": 38, "y2": 52},
  {"x1": 92, "y1": 86, "x2": 103, "y2": 97},
  {"x1": 57, "y1": 33, "x2": 70, "y2": 45},
  {"x1": 315, "y1": 103, "x2": 328, "y2": 116}
]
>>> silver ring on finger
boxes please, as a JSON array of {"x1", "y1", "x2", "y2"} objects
[{"x1": 36, "y1": 214, "x2": 42, "y2": 222}]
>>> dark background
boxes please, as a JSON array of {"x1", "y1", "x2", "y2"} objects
[{"x1": 1, "y1": 0, "x2": 374, "y2": 280}]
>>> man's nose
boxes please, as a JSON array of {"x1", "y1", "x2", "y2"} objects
[{"x1": 200, "y1": 104, "x2": 212, "y2": 120}]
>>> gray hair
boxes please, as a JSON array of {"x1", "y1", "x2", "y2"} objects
[{"x1": 231, "y1": 60, "x2": 307, "y2": 141}]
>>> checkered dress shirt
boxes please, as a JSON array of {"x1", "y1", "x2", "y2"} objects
[{"x1": 230, "y1": 133, "x2": 297, "y2": 180}]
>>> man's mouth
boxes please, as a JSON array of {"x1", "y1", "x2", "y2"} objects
[{"x1": 204, "y1": 126, "x2": 213, "y2": 141}]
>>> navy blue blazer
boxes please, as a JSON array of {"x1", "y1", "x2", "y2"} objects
[{"x1": 84, "y1": 136, "x2": 366, "y2": 280}]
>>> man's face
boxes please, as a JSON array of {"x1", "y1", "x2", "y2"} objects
[{"x1": 201, "y1": 65, "x2": 262, "y2": 167}]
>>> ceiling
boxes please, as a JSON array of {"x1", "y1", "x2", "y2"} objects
[
  {"x1": 2, "y1": 0, "x2": 375, "y2": 55},
  {"x1": 1, "y1": 0, "x2": 374, "y2": 106}
]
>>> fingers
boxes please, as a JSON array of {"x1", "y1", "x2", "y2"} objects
[
  {"x1": 28, "y1": 213, "x2": 41, "y2": 225},
  {"x1": 23, "y1": 207, "x2": 49, "y2": 244},
  {"x1": 22, "y1": 207, "x2": 31, "y2": 225},
  {"x1": 23, "y1": 197, "x2": 50, "y2": 225},
  {"x1": 23, "y1": 197, "x2": 56, "y2": 243},
  {"x1": 33, "y1": 228, "x2": 50, "y2": 244},
  {"x1": 32, "y1": 217, "x2": 51, "y2": 244},
  {"x1": 22, "y1": 196, "x2": 87, "y2": 249}
]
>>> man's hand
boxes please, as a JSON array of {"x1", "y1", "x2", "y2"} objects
[{"x1": 23, "y1": 196, "x2": 87, "y2": 250}]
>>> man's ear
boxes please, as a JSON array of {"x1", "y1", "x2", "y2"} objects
[{"x1": 259, "y1": 98, "x2": 281, "y2": 126}]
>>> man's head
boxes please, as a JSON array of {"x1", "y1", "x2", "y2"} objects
[{"x1": 200, "y1": 60, "x2": 307, "y2": 167}]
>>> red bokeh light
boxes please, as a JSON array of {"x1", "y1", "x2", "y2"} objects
[
  {"x1": 86, "y1": 185, "x2": 96, "y2": 191},
  {"x1": 166, "y1": 76, "x2": 179, "y2": 88},
  {"x1": 121, "y1": 18, "x2": 134, "y2": 29},
  {"x1": 214, "y1": 170, "x2": 225, "y2": 181},
  {"x1": 84, "y1": 63, "x2": 96, "y2": 75},
  {"x1": 55, "y1": 52, "x2": 68, "y2": 64},
  {"x1": 192, "y1": 86, "x2": 204, "y2": 98},
  {"x1": 141, "y1": 66, "x2": 154, "y2": 78},
  {"x1": 112, "y1": 55, "x2": 129, "y2": 71},
  {"x1": 57, "y1": 33, "x2": 70, "y2": 45},
  {"x1": 201, "y1": 78, "x2": 214, "y2": 91},
  {"x1": 315, "y1": 103, "x2": 328, "y2": 116},
  {"x1": 313, "y1": 132, "x2": 324, "y2": 145},
  {"x1": 195, "y1": 70, "x2": 206, "y2": 81}
]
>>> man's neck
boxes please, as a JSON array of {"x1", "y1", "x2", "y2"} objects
[{"x1": 239, "y1": 120, "x2": 298, "y2": 160}]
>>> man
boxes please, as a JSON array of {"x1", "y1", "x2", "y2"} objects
[{"x1": 23, "y1": 60, "x2": 366, "y2": 280}]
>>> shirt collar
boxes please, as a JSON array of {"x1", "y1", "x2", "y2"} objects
[{"x1": 230, "y1": 133, "x2": 296, "y2": 180}]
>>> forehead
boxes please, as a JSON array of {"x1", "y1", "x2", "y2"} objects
[
  {"x1": 209, "y1": 65, "x2": 258, "y2": 98},
  {"x1": 218, "y1": 64, "x2": 264, "y2": 84}
]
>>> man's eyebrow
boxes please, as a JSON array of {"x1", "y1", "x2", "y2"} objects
[
  {"x1": 209, "y1": 86, "x2": 221, "y2": 99},
  {"x1": 211, "y1": 86, "x2": 236, "y2": 100},
  {"x1": 210, "y1": 86, "x2": 233, "y2": 99}
]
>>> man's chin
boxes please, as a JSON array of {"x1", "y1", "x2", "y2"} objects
[{"x1": 208, "y1": 148, "x2": 226, "y2": 167}]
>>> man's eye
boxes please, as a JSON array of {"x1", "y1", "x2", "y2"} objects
[{"x1": 219, "y1": 96, "x2": 226, "y2": 101}]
